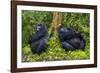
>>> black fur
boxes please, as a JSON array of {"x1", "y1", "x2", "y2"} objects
[
  {"x1": 29, "y1": 24, "x2": 48, "y2": 54},
  {"x1": 58, "y1": 25, "x2": 85, "y2": 51}
]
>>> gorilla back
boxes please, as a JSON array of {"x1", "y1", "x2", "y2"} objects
[{"x1": 58, "y1": 27, "x2": 75, "y2": 41}]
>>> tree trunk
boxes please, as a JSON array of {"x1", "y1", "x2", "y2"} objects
[{"x1": 51, "y1": 12, "x2": 62, "y2": 32}]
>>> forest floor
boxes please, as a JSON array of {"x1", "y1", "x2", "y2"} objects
[{"x1": 22, "y1": 32, "x2": 90, "y2": 62}]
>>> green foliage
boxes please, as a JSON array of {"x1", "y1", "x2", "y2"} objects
[
  {"x1": 22, "y1": 32, "x2": 89, "y2": 62},
  {"x1": 22, "y1": 11, "x2": 90, "y2": 62},
  {"x1": 22, "y1": 10, "x2": 53, "y2": 47},
  {"x1": 62, "y1": 13, "x2": 90, "y2": 36}
]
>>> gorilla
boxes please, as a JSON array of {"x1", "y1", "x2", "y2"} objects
[
  {"x1": 28, "y1": 24, "x2": 48, "y2": 54},
  {"x1": 58, "y1": 25, "x2": 85, "y2": 51}
]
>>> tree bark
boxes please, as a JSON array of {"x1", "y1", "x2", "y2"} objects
[{"x1": 51, "y1": 12, "x2": 62, "y2": 32}]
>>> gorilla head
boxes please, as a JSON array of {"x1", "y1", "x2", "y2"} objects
[
  {"x1": 58, "y1": 26, "x2": 75, "y2": 42},
  {"x1": 36, "y1": 24, "x2": 47, "y2": 32},
  {"x1": 29, "y1": 24, "x2": 47, "y2": 44}
]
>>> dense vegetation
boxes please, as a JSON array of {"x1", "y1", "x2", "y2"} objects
[{"x1": 22, "y1": 10, "x2": 90, "y2": 62}]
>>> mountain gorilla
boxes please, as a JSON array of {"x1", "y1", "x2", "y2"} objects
[
  {"x1": 58, "y1": 24, "x2": 85, "y2": 51},
  {"x1": 29, "y1": 24, "x2": 48, "y2": 54}
]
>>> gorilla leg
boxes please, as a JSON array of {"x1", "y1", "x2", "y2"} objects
[
  {"x1": 61, "y1": 42, "x2": 75, "y2": 51},
  {"x1": 30, "y1": 37, "x2": 48, "y2": 54},
  {"x1": 30, "y1": 42, "x2": 39, "y2": 54},
  {"x1": 35, "y1": 41, "x2": 47, "y2": 54}
]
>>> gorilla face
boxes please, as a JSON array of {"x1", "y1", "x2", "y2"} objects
[
  {"x1": 36, "y1": 24, "x2": 44, "y2": 31},
  {"x1": 36, "y1": 24, "x2": 46, "y2": 31},
  {"x1": 36, "y1": 25, "x2": 41, "y2": 31}
]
